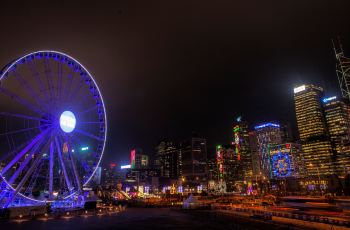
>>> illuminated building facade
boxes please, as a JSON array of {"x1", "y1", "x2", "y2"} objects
[
  {"x1": 268, "y1": 143, "x2": 305, "y2": 178},
  {"x1": 180, "y1": 136, "x2": 207, "y2": 185},
  {"x1": 130, "y1": 149, "x2": 149, "y2": 170},
  {"x1": 248, "y1": 131, "x2": 261, "y2": 177},
  {"x1": 216, "y1": 145, "x2": 241, "y2": 191},
  {"x1": 154, "y1": 139, "x2": 180, "y2": 179},
  {"x1": 294, "y1": 84, "x2": 335, "y2": 176},
  {"x1": 255, "y1": 123, "x2": 282, "y2": 178},
  {"x1": 323, "y1": 96, "x2": 350, "y2": 175},
  {"x1": 233, "y1": 118, "x2": 253, "y2": 180},
  {"x1": 207, "y1": 158, "x2": 218, "y2": 181}
]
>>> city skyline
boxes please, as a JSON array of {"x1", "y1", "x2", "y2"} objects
[{"x1": 1, "y1": 1, "x2": 350, "y2": 166}]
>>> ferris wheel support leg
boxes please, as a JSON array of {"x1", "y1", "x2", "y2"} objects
[
  {"x1": 49, "y1": 142, "x2": 54, "y2": 199},
  {"x1": 7, "y1": 139, "x2": 43, "y2": 185},
  {"x1": 69, "y1": 152, "x2": 81, "y2": 192},
  {"x1": 55, "y1": 137, "x2": 73, "y2": 191},
  {"x1": 4, "y1": 152, "x2": 44, "y2": 208},
  {"x1": 1, "y1": 128, "x2": 51, "y2": 175}
]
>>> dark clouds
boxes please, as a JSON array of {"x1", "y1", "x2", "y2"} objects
[{"x1": 0, "y1": 0, "x2": 350, "y2": 164}]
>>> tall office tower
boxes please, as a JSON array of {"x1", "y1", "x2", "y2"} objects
[
  {"x1": 255, "y1": 123, "x2": 282, "y2": 178},
  {"x1": 216, "y1": 145, "x2": 241, "y2": 191},
  {"x1": 207, "y1": 158, "x2": 219, "y2": 181},
  {"x1": 233, "y1": 117, "x2": 253, "y2": 180},
  {"x1": 180, "y1": 135, "x2": 207, "y2": 184},
  {"x1": 323, "y1": 96, "x2": 350, "y2": 175},
  {"x1": 154, "y1": 139, "x2": 180, "y2": 179},
  {"x1": 294, "y1": 84, "x2": 334, "y2": 176},
  {"x1": 248, "y1": 131, "x2": 261, "y2": 177}
]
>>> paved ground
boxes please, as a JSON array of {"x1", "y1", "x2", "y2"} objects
[{"x1": 0, "y1": 208, "x2": 325, "y2": 230}]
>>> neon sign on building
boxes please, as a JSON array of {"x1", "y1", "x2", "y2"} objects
[
  {"x1": 130, "y1": 149, "x2": 136, "y2": 169},
  {"x1": 233, "y1": 125, "x2": 241, "y2": 161}
]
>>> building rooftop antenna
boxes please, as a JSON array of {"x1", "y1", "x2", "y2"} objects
[{"x1": 332, "y1": 37, "x2": 350, "y2": 100}]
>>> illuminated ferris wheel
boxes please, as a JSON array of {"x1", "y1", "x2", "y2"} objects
[{"x1": 0, "y1": 51, "x2": 107, "y2": 207}]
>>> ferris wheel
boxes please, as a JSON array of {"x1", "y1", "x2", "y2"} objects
[{"x1": 0, "y1": 51, "x2": 107, "y2": 207}]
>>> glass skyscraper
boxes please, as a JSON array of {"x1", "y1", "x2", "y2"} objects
[
  {"x1": 323, "y1": 96, "x2": 350, "y2": 176},
  {"x1": 294, "y1": 84, "x2": 335, "y2": 176}
]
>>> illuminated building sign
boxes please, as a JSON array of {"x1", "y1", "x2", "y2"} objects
[
  {"x1": 293, "y1": 85, "x2": 306, "y2": 93},
  {"x1": 322, "y1": 96, "x2": 337, "y2": 103},
  {"x1": 59, "y1": 111, "x2": 76, "y2": 133},
  {"x1": 233, "y1": 125, "x2": 241, "y2": 161},
  {"x1": 121, "y1": 164, "x2": 131, "y2": 169},
  {"x1": 130, "y1": 149, "x2": 136, "y2": 169},
  {"x1": 254, "y1": 123, "x2": 280, "y2": 130},
  {"x1": 81, "y1": 146, "x2": 89, "y2": 151},
  {"x1": 271, "y1": 152, "x2": 292, "y2": 177}
]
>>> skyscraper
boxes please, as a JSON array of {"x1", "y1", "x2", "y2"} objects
[
  {"x1": 233, "y1": 118, "x2": 253, "y2": 180},
  {"x1": 248, "y1": 131, "x2": 261, "y2": 177},
  {"x1": 323, "y1": 96, "x2": 350, "y2": 175},
  {"x1": 255, "y1": 122, "x2": 282, "y2": 178},
  {"x1": 294, "y1": 84, "x2": 335, "y2": 176},
  {"x1": 154, "y1": 139, "x2": 180, "y2": 179},
  {"x1": 180, "y1": 135, "x2": 207, "y2": 185},
  {"x1": 216, "y1": 144, "x2": 241, "y2": 191}
]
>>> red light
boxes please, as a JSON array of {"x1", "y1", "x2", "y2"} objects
[
  {"x1": 285, "y1": 143, "x2": 291, "y2": 149},
  {"x1": 110, "y1": 163, "x2": 116, "y2": 167}
]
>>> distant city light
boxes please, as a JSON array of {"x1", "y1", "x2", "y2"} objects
[
  {"x1": 254, "y1": 123, "x2": 280, "y2": 130},
  {"x1": 293, "y1": 85, "x2": 306, "y2": 93},
  {"x1": 121, "y1": 164, "x2": 131, "y2": 169},
  {"x1": 322, "y1": 96, "x2": 337, "y2": 103},
  {"x1": 81, "y1": 146, "x2": 89, "y2": 151}
]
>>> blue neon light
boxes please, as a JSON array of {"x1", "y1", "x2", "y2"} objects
[
  {"x1": 254, "y1": 123, "x2": 280, "y2": 130},
  {"x1": 81, "y1": 146, "x2": 89, "y2": 151},
  {"x1": 322, "y1": 96, "x2": 337, "y2": 103}
]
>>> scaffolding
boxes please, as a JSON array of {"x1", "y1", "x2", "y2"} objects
[{"x1": 333, "y1": 38, "x2": 350, "y2": 100}]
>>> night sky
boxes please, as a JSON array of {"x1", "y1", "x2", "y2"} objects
[{"x1": 0, "y1": 1, "x2": 350, "y2": 165}]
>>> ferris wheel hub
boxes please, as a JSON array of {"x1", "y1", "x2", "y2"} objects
[{"x1": 59, "y1": 111, "x2": 76, "y2": 133}]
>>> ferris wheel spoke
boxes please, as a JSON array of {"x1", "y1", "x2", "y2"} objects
[
  {"x1": 75, "y1": 129, "x2": 104, "y2": 142},
  {"x1": 79, "y1": 121, "x2": 104, "y2": 125},
  {"x1": 0, "y1": 124, "x2": 51, "y2": 136},
  {"x1": 68, "y1": 78, "x2": 85, "y2": 102},
  {"x1": 77, "y1": 105, "x2": 98, "y2": 115},
  {"x1": 43, "y1": 59, "x2": 56, "y2": 108},
  {"x1": 27, "y1": 60, "x2": 50, "y2": 100},
  {"x1": 64, "y1": 71, "x2": 74, "y2": 102},
  {"x1": 68, "y1": 145, "x2": 82, "y2": 192},
  {"x1": 0, "y1": 112, "x2": 49, "y2": 122},
  {"x1": 56, "y1": 61, "x2": 63, "y2": 103},
  {"x1": 55, "y1": 137, "x2": 73, "y2": 191},
  {"x1": 1, "y1": 127, "x2": 52, "y2": 175},
  {"x1": 0, "y1": 86, "x2": 45, "y2": 117},
  {"x1": 12, "y1": 70, "x2": 51, "y2": 113}
]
